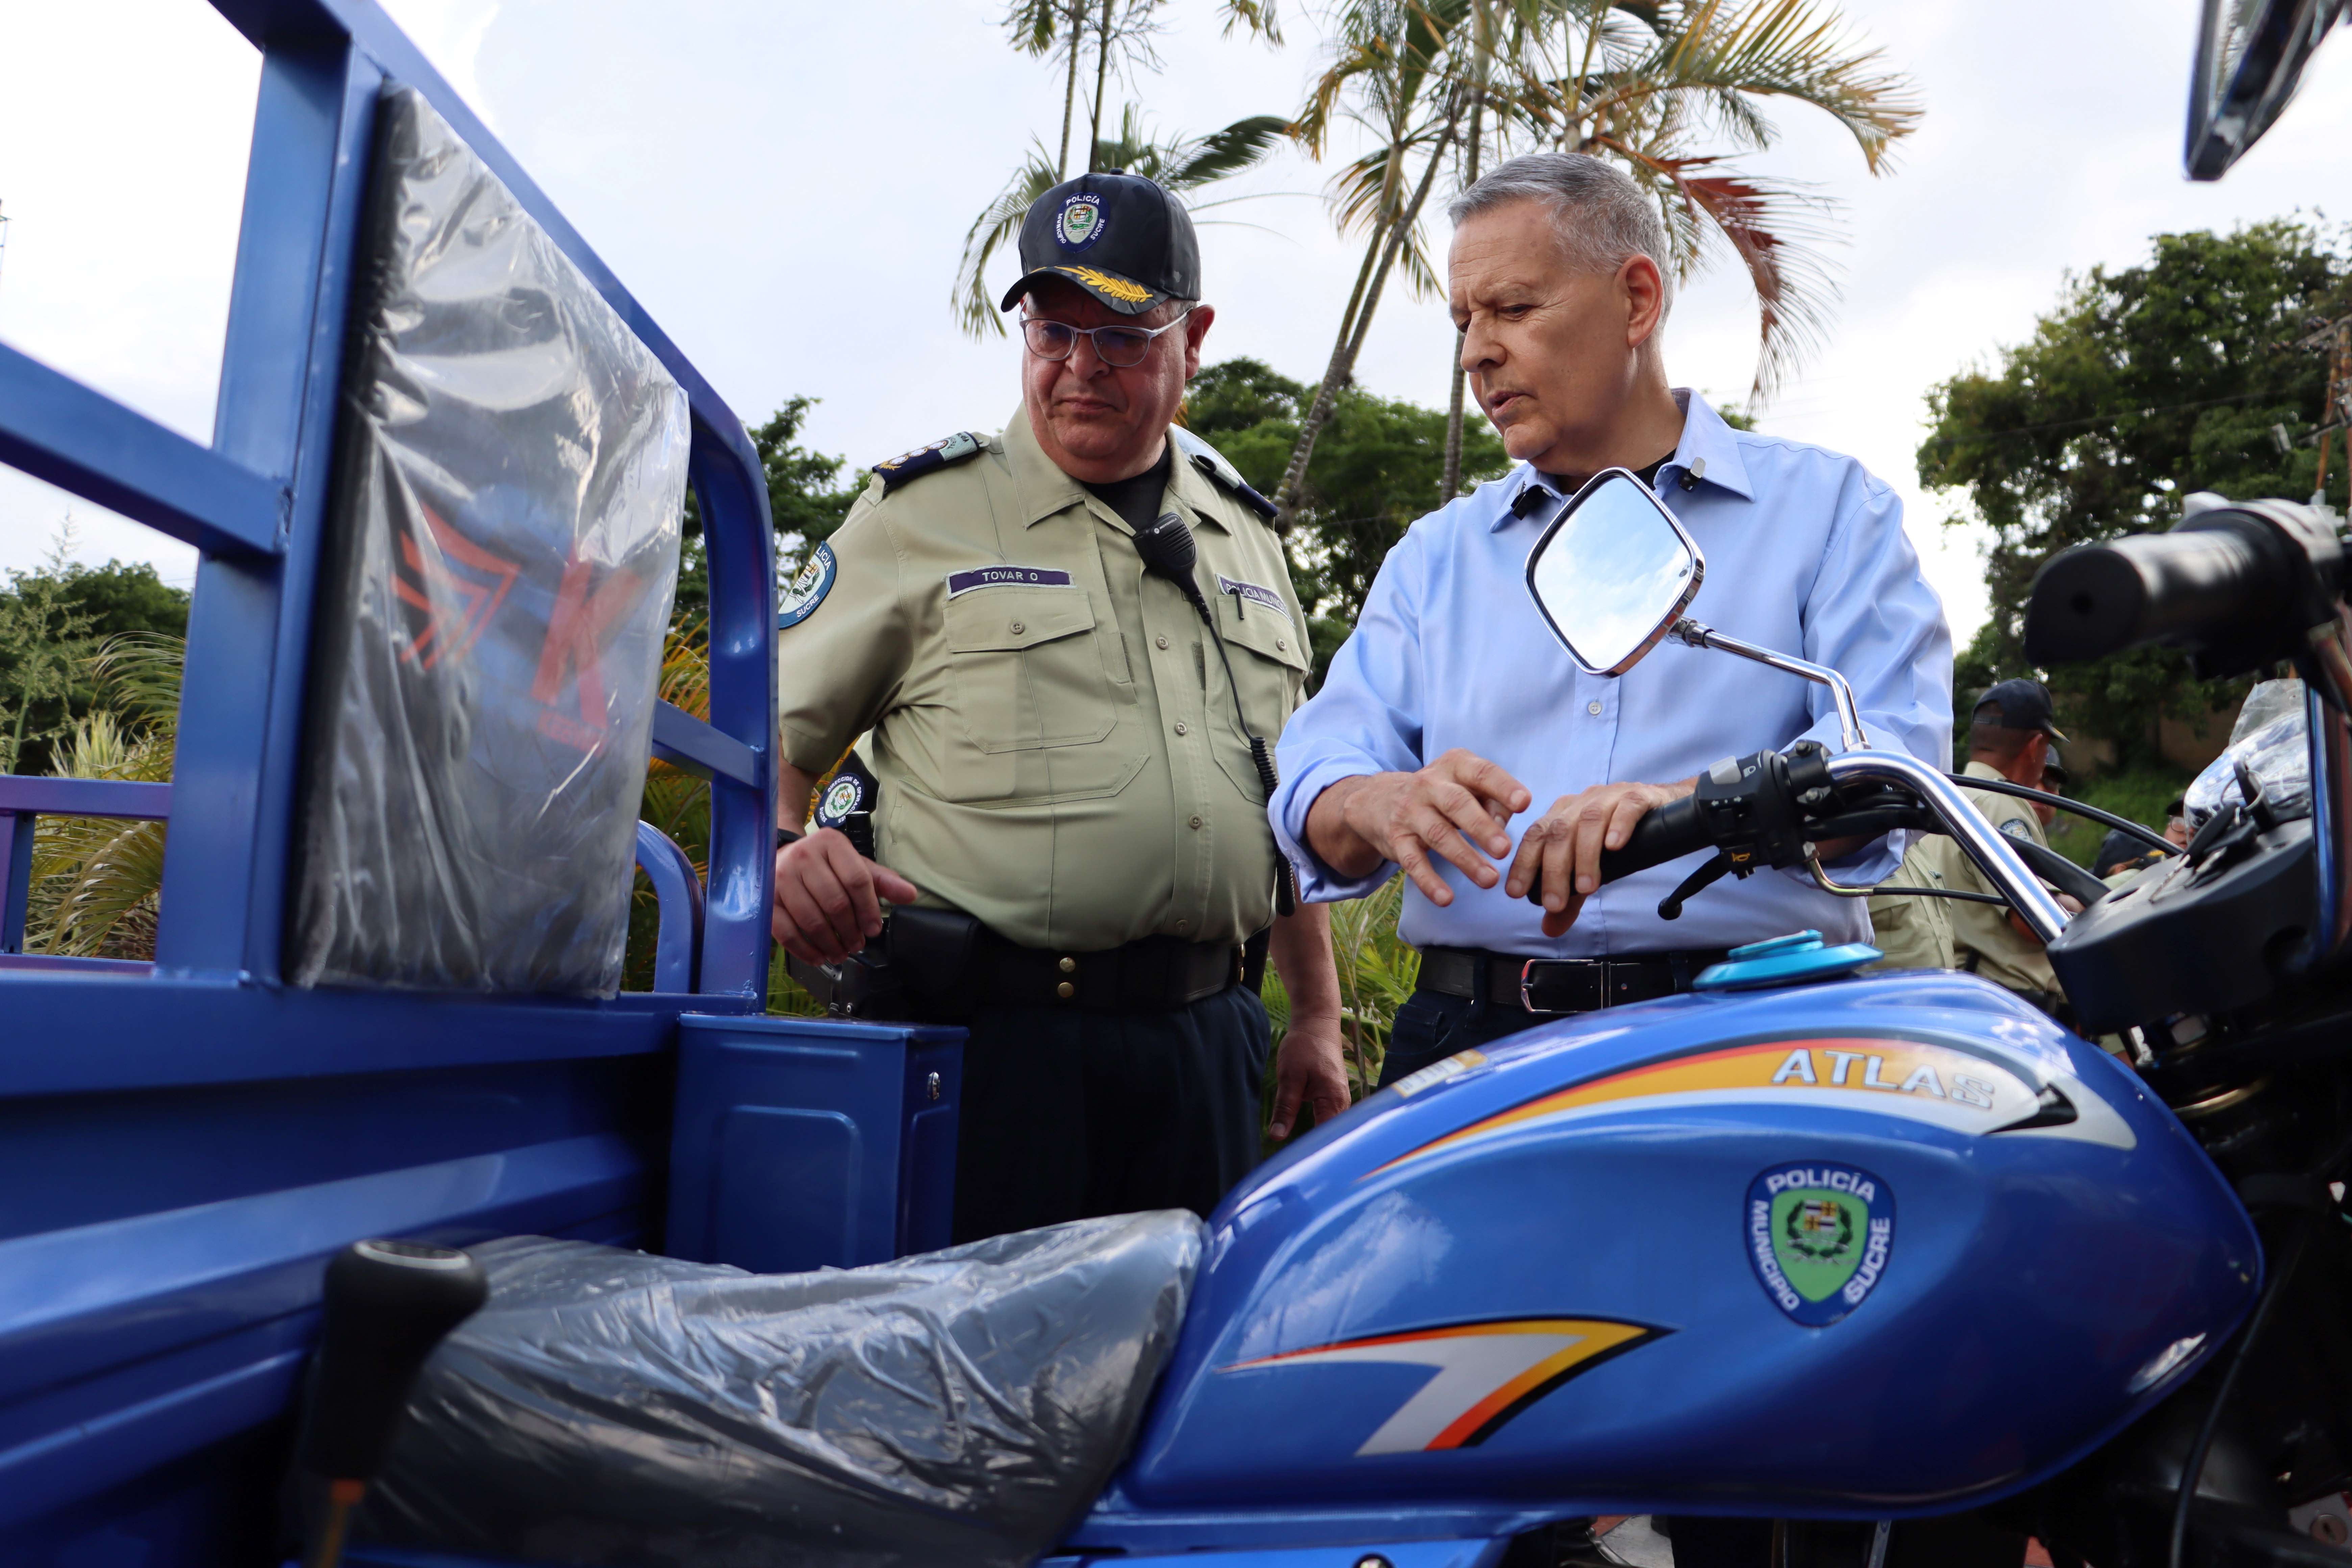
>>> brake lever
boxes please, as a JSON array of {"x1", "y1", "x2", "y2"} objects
[{"x1": 1658, "y1": 852, "x2": 1736, "y2": 921}]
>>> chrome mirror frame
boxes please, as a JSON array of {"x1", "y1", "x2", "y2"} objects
[{"x1": 1522, "y1": 468, "x2": 1705, "y2": 677}]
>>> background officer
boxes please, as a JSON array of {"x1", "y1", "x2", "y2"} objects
[
  {"x1": 1935, "y1": 679, "x2": 2072, "y2": 1014},
  {"x1": 769, "y1": 171, "x2": 1347, "y2": 1243}
]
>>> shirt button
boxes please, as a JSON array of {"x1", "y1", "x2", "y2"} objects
[
  {"x1": 1189, "y1": 815, "x2": 1203, "y2": 829},
  {"x1": 1009, "y1": 620, "x2": 1025, "y2": 634},
  {"x1": 1276, "y1": 638, "x2": 1288, "y2": 651},
  {"x1": 1176, "y1": 919, "x2": 1190, "y2": 933},
  {"x1": 1056, "y1": 981, "x2": 1075, "y2": 1000},
  {"x1": 1174, "y1": 721, "x2": 1188, "y2": 735},
  {"x1": 1587, "y1": 700, "x2": 1603, "y2": 715},
  {"x1": 1057, "y1": 955, "x2": 1077, "y2": 974},
  {"x1": 1156, "y1": 635, "x2": 1170, "y2": 650}
]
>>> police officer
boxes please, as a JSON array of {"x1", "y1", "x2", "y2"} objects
[
  {"x1": 1864, "y1": 836, "x2": 1955, "y2": 973},
  {"x1": 1934, "y1": 679, "x2": 2071, "y2": 1013},
  {"x1": 769, "y1": 172, "x2": 1347, "y2": 1243}
]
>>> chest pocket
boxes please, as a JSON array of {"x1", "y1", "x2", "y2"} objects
[
  {"x1": 942, "y1": 586, "x2": 1118, "y2": 753},
  {"x1": 1209, "y1": 595, "x2": 1309, "y2": 804}
]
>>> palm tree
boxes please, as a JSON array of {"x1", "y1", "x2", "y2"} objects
[
  {"x1": 1283, "y1": 0, "x2": 1920, "y2": 517},
  {"x1": 953, "y1": 108, "x2": 1292, "y2": 339}
]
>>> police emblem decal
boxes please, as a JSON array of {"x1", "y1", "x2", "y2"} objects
[
  {"x1": 1056, "y1": 193, "x2": 1105, "y2": 251},
  {"x1": 816, "y1": 774, "x2": 864, "y2": 828},
  {"x1": 776, "y1": 542, "x2": 837, "y2": 630},
  {"x1": 1746, "y1": 1161, "x2": 1893, "y2": 1326}
]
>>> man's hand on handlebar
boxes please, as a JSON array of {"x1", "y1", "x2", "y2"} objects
[
  {"x1": 1305, "y1": 749, "x2": 1534, "y2": 906},
  {"x1": 772, "y1": 829, "x2": 921, "y2": 967},
  {"x1": 1505, "y1": 779, "x2": 1696, "y2": 937}
]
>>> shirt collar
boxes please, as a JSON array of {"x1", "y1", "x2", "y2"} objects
[
  {"x1": 1490, "y1": 386, "x2": 1755, "y2": 533},
  {"x1": 1003, "y1": 403, "x2": 1221, "y2": 532}
]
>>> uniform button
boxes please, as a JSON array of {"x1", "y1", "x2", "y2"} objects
[
  {"x1": 1587, "y1": 700, "x2": 1603, "y2": 715},
  {"x1": 1156, "y1": 635, "x2": 1170, "y2": 650},
  {"x1": 1176, "y1": 919, "x2": 1190, "y2": 933},
  {"x1": 1058, "y1": 956, "x2": 1077, "y2": 974},
  {"x1": 1189, "y1": 815, "x2": 1203, "y2": 829},
  {"x1": 1174, "y1": 721, "x2": 1188, "y2": 736},
  {"x1": 1276, "y1": 638, "x2": 1288, "y2": 651},
  {"x1": 1009, "y1": 620, "x2": 1025, "y2": 634},
  {"x1": 1056, "y1": 981, "x2": 1075, "y2": 1000}
]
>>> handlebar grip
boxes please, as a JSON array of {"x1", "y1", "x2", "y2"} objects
[
  {"x1": 299, "y1": 1240, "x2": 487, "y2": 1483},
  {"x1": 2024, "y1": 522, "x2": 2275, "y2": 664},
  {"x1": 1526, "y1": 792, "x2": 1712, "y2": 905}
]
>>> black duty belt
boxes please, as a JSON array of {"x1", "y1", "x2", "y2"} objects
[
  {"x1": 973, "y1": 928, "x2": 1242, "y2": 1013},
  {"x1": 1418, "y1": 946, "x2": 1729, "y2": 1015},
  {"x1": 790, "y1": 907, "x2": 1244, "y2": 1020}
]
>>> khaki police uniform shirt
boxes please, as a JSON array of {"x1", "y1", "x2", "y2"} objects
[
  {"x1": 1935, "y1": 760, "x2": 2061, "y2": 996},
  {"x1": 776, "y1": 408, "x2": 1310, "y2": 952},
  {"x1": 1864, "y1": 836, "x2": 1955, "y2": 973}
]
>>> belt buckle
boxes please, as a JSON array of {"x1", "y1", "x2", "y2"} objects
[{"x1": 1519, "y1": 958, "x2": 1607, "y2": 1015}]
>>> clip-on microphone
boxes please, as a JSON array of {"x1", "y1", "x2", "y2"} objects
[{"x1": 1131, "y1": 511, "x2": 1298, "y2": 916}]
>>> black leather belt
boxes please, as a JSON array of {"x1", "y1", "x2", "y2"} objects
[
  {"x1": 1419, "y1": 946, "x2": 1729, "y2": 1015},
  {"x1": 971, "y1": 929, "x2": 1242, "y2": 1013}
]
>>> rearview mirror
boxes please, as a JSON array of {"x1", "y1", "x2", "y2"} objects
[
  {"x1": 1523, "y1": 469, "x2": 1705, "y2": 676},
  {"x1": 2186, "y1": 0, "x2": 2344, "y2": 180}
]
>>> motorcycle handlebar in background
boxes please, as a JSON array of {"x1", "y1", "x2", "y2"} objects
[{"x1": 2025, "y1": 499, "x2": 2344, "y2": 675}]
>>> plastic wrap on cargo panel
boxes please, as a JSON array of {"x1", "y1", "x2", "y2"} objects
[
  {"x1": 356, "y1": 1214, "x2": 1205, "y2": 1568},
  {"x1": 2186, "y1": 678, "x2": 2312, "y2": 827},
  {"x1": 290, "y1": 82, "x2": 688, "y2": 996}
]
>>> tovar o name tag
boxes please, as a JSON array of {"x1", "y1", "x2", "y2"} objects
[
  {"x1": 1218, "y1": 574, "x2": 1289, "y2": 619},
  {"x1": 946, "y1": 566, "x2": 1074, "y2": 597}
]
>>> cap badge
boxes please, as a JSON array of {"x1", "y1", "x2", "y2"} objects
[{"x1": 1056, "y1": 192, "x2": 1105, "y2": 251}]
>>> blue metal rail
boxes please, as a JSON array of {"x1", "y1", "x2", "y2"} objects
[{"x1": 0, "y1": 3, "x2": 781, "y2": 1555}]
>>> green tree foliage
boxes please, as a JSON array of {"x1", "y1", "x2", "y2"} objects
[
  {"x1": 674, "y1": 397, "x2": 861, "y2": 624},
  {"x1": 1185, "y1": 357, "x2": 1510, "y2": 684},
  {"x1": 0, "y1": 534, "x2": 188, "y2": 776},
  {"x1": 1918, "y1": 220, "x2": 2351, "y2": 763}
]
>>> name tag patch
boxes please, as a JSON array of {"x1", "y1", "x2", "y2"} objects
[
  {"x1": 1218, "y1": 574, "x2": 1288, "y2": 618},
  {"x1": 947, "y1": 566, "x2": 1074, "y2": 597}
]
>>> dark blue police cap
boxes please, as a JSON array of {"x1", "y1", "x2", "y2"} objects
[
  {"x1": 999, "y1": 171, "x2": 1201, "y2": 318},
  {"x1": 1971, "y1": 678, "x2": 2070, "y2": 743}
]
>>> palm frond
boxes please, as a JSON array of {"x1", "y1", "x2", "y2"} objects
[
  {"x1": 1620, "y1": 143, "x2": 1845, "y2": 400},
  {"x1": 1155, "y1": 114, "x2": 1293, "y2": 189},
  {"x1": 1658, "y1": 0, "x2": 1920, "y2": 172},
  {"x1": 952, "y1": 143, "x2": 1062, "y2": 340},
  {"x1": 1218, "y1": 0, "x2": 1283, "y2": 44},
  {"x1": 89, "y1": 631, "x2": 184, "y2": 734}
]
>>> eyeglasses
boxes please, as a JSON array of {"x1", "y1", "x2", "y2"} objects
[{"x1": 1021, "y1": 307, "x2": 1194, "y2": 369}]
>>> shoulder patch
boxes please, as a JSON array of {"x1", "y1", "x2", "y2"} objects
[
  {"x1": 1999, "y1": 818, "x2": 2035, "y2": 842},
  {"x1": 1171, "y1": 426, "x2": 1279, "y2": 523},
  {"x1": 776, "y1": 541, "x2": 837, "y2": 630},
  {"x1": 873, "y1": 431, "x2": 983, "y2": 493}
]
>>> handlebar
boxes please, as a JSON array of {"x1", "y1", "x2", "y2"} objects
[
  {"x1": 1595, "y1": 793, "x2": 1711, "y2": 881},
  {"x1": 2025, "y1": 502, "x2": 2342, "y2": 674}
]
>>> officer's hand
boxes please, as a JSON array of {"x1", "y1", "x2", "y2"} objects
[
  {"x1": 1268, "y1": 1015, "x2": 1350, "y2": 1143},
  {"x1": 1320, "y1": 749, "x2": 1533, "y2": 905},
  {"x1": 772, "y1": 829, "x2": 921, "y2": 966},
  {"x1": 1506, "y1": 779, "x2": 1696, "y2": 938}
]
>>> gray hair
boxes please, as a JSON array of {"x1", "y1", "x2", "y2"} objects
[{"x1": 1447, "y1": 152, "x2": 1673, "y2": 317}]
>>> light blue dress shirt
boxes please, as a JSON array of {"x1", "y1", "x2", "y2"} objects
[{"x1": 1270, "y1": 390, "x2": 1953, "y2": 957}]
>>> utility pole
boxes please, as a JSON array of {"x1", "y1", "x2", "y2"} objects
[{"x1": 2294, "y1": 310, "x2": 2352, "y2": 517}]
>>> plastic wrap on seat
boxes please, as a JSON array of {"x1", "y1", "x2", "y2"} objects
[
  {"x1": 290, "y1": 83, "x2": 687, "y2": 996},
  {"x1": 356, "y1": 1215, "x2": 1205, "y2": 1568}
]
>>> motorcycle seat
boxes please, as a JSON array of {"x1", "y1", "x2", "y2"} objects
[{"x1": 353, "y1": 1211, "x2": 1205, "y2": 1568}]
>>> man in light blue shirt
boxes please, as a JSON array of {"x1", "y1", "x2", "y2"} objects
[{"x1": 1271, "y1": 153, "x2": 1952, "y2": 1100}]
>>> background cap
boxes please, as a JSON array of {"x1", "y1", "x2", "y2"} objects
[
  {"x1": 1000, "y1": 171, "x2": 1201, "y2": 318},
  {"x1": 1971, "y1": 678, "x2": 2070, "y2": 743}
]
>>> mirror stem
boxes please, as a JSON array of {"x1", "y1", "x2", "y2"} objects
[{"x1": 1670, "y1": 619, "x2": 1871, "y2": 752}]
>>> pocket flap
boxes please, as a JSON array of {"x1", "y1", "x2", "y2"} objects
[
  {"x1": 1222, "y1": 597, "x2": 1308, "y2": 671},
  {"x1": 945, "y1": 588, "x2": 1096, "y2": 653}
]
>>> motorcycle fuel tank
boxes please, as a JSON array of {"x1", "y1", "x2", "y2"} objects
[{"x1": 1106, "y1": 971, "x2": 2257, "y2": 1527}]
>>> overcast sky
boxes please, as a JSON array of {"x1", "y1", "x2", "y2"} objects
[{"x1": 3, "y1": 0, "x2": 2349, "y2": 649}]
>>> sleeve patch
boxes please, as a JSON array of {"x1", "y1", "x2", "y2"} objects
[
  {"x1": 1999, "y1": 818, "x2": 2035, "y2": 841},
  {"x1": 873, "y1": 431, "x2": 983, "y2": 493},
  {"x1": 776, "y1": 541, "x2": 838, "y2": 629}
]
